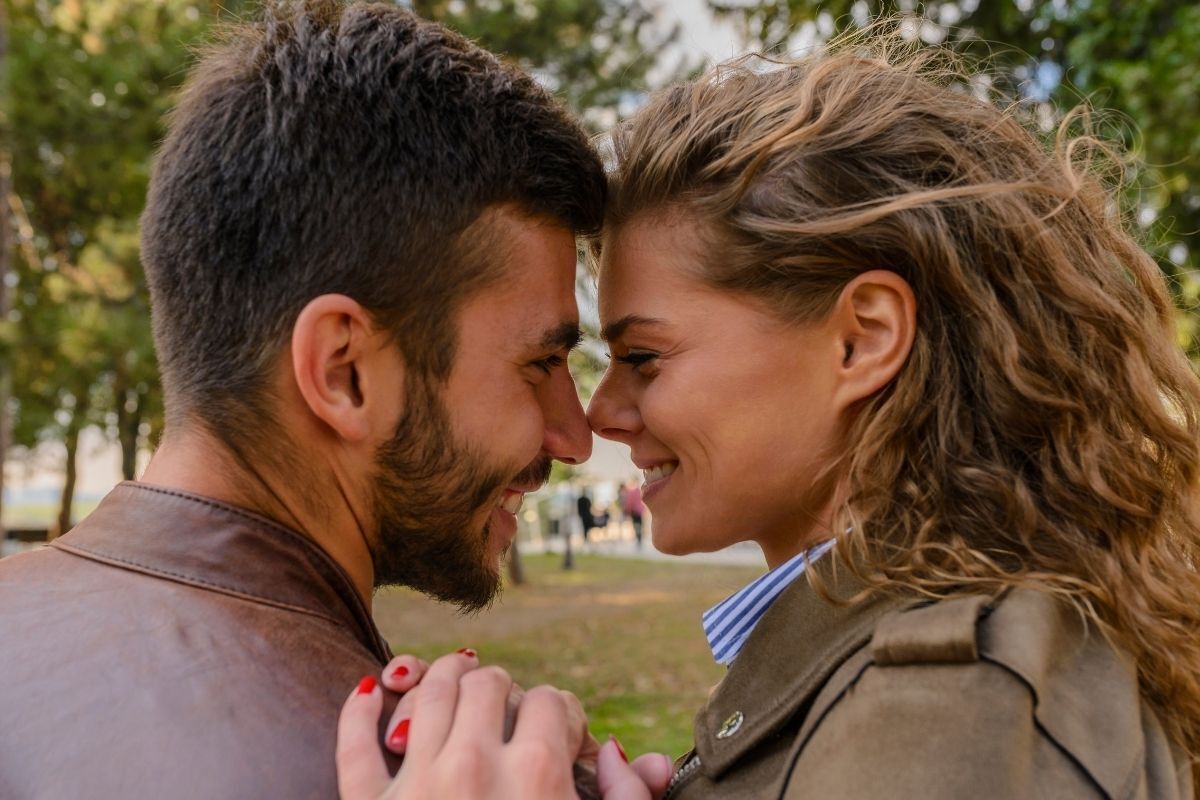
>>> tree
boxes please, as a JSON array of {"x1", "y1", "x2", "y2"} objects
[
  {"x1": 707, "y1": 0, "x2": 1200, "y2": 348},
  {"x1": 0, "y1": 0, "x2": 10, "y2": 535},
  {"x1": 5, "y1": 0, "x2": 206, "y2": 531},
  {"x1": 411, "y1": 0, "x2": 684, "y2": 131}
]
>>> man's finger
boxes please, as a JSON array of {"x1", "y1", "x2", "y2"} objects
[
  {"x1": 631, "y1": 753, "x2": 674, "y2": 799},
  {"x1": 595, "y1": 737, "x2": 652, "y2": 800},
  {"x1": 335, "y1": 677, "x2": 391, "y2": 800},
  {"x1": 403, "y1": 649, "x2": 479, "y2": 763}
]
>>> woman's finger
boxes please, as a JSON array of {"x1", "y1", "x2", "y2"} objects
[
  {"x1": 507, "y1": 684, "x2": 572, "y2": 761},
  {"x1": 402, "y1": 649, "x2": 480, "y2": 763},
  {"x1": 335, "y1": 677, "x2": 391, "y2": 800},
  {"x1": 384, "y1": 685, "x2": 419, "y2": 755},
  {"x1": 445, "y1": 665, "x2": 515, "y2": 747},
  {"x1": 380, "y1": 654, "x2": 430, "y2": 694},
  {"x1": 557, "y1": 689, "x2": 592, "y2": 764}
]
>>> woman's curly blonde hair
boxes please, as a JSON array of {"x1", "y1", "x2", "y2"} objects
[{"x1": 599, "y1": 28, "x2": 1200, "y2": 774}]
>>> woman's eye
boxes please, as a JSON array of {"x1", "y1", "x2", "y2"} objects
[{"x1": 615, "y1": 351, "x2": 658, "y2": 369}]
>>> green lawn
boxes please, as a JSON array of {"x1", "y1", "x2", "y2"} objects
[{"x1": 372, "y1": 552, "x2": 761, "y2": 760}]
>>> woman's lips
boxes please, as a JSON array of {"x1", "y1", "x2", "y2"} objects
[{"x1": 640, "y1": 461, "x2": 678, "y2": 502}]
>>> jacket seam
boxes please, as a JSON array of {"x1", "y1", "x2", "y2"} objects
[
  {"x1": 707, "y1": 623, "x2": 882, "y2": 771},
  {"x1": 979, "y1": 653, "x2": 1131, "y2": 800},
  {"x1": 126, "y1": 483, "x2": 322, "y2": 545},
  {"x1": 50, "y1": 540, "x2": 352, "y2": 631},
  {"x1": 775, "y1": 653, "x2": 874, "y2": 799}
]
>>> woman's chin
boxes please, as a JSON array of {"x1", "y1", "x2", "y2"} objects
[{"x1": 650, "y1": 524, "x2": 699, "y2": 556}]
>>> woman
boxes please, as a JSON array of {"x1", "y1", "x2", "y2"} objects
[{"x1": 340, "y1": 32, "x2": 1200, "y2": 799}]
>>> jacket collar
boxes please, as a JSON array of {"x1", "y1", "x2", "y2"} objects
[
  {"x1": 50, "y1": 481, "x2": 392, "y2": 663},
  {"x1": 693, "y1": 553, "x2": 914, "y2": 779}
]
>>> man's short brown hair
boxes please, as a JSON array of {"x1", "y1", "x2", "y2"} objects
[{"x1": 140, "y1": 0, "x2": 604, "y2": 444}]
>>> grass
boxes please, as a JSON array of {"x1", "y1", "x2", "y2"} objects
[{"x1": 371, "y1": 552, "x2": 761, "y2": 759}]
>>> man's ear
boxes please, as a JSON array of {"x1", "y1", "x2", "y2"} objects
[
  {"x1": 291, "y1": 294, "x2": 400, "y2": 443},
  {"x1": 830, "y1": 270, "x2": 916, "y2": 409}
]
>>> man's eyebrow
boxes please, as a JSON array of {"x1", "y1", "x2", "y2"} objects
[
  {"x1": 538, "y1": 322, "x2": 584, "y2": 351},
  {"x1": 600, "y1": 314, "x2": 665, "y2": 342}
]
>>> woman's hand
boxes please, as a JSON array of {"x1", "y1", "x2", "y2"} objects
[
  {"x1": 337, "y1": 651, "x2": 584, "y2": 799},
  {"x1": 372, "y1": 652, "x2": 598, "y2": 765}
]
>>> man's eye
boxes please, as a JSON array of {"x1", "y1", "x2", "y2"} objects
[{"x1": 533, "y1": 354, "x2": 565, "y2": 375}]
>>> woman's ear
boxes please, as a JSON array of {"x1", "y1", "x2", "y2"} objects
[
  {"x1": 830, "y1": 270, "x2": 916, "y2": 409},
  {"x1": 291, "y1": 294, "x2": 402, "y2": 443}
]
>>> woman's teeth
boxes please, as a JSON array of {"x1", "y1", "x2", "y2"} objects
[
  {"x1": 642, "y1": 462, "x2": 678, "y2": 483},
  {"x1": 500, "y1": 493, "x2": 523, "y2": 515}
]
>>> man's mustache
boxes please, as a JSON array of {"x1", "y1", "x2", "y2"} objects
[{"x1": 511, "y1": 455, "x2": 552, "y2": 489}]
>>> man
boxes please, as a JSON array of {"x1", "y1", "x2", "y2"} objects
[{"x1": 0, "y1": 2, "x2": 604, "y2": 797}]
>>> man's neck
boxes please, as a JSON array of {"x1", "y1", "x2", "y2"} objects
[{"x1": 140, "y1": 426, "x2": 376, "y2": 607}]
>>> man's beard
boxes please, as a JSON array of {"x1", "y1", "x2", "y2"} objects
[{"x1": 369, "y1": 374, "x2": 551, "y2": 611}]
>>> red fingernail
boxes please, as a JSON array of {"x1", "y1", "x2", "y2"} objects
[
  {"x1": 388, "y1": 719, "x2": 410, "y2": 749},
  {"x1": 356, "y1": 676, "x2": 377, "y2": 695},
  {"x1": 456, "y1": 648, "x2": 477, "y2": 658},
  {"x1": 392, "y1": 665, "x2": 410, "y2": 679},
  {"x1": 611, "y1": 735, "x2": 628, "y2": 763}
]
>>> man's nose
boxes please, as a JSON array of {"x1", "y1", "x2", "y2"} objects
[{"x1": 541, "y1": 371, "x2": 593, "y2": 465}]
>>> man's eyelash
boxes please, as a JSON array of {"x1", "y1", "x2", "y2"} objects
[{"x1": 534, "y1": 354, "x2": 565, "y2": 374}]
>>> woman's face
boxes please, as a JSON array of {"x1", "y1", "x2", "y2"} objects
[{"x1": 587, "y1": 215, "x2": 847, "y2": 566}]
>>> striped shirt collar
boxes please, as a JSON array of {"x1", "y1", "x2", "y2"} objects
[{"x1": 703, "y1": 539, "x2": 837, "y2": 666}]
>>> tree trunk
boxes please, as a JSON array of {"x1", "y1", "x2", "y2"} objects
[
  {"x1": 51, "y1": 392, "x2": 88, "y2": 541},
  {"x1": 53, "y1": 421, "x2": 81, "y2": 540},
  {"x1": 507, "y1": 537, "x2": 526, "y2": 586},
  {"x1": 115, "y1": 383, "x2": 141, "y2": 481},
  {"x1": 0, "y1": 2, "x2": 10, "y2": 539},
  {"x1": 120, "y1": 405, "x2": 140, "y2": 481}
]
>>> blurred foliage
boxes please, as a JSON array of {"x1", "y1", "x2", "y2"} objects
[
  {"x1": 412, "y1": 0, "x2": 684, "y2": 131},
  {"x1": 707, "y1": 0, "x2": 1200, "y2": 350}
]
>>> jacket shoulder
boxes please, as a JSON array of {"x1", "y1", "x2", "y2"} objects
[{"x1": 784, "y1": 588, "x2": 1166, "y2": 800}]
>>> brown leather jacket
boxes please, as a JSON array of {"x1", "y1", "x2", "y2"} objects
[
  {"x1": 0, "y1": 482, "x2": 396, "y2": 800},
  {"x1": 666, "y1": 558, "x2": 1194, "y2": 800}
]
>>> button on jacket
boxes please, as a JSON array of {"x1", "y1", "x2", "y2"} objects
[
  {"x1": 0, "y1": 482, "x2": 396, "y2": 800},
  {"x1": 667, "y1": 556, "x2": 1194, "y2": 800}
]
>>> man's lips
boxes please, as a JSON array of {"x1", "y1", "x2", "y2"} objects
[{"x1": 498, "y1": 484, "x2": 540, "y2": 515}]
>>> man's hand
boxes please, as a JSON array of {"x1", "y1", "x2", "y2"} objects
[{"x1": 596, "y1": 738, "x2": 674, "y2": 800}]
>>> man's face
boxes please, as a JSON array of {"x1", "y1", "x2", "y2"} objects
[{"x1": 368, "y1": 209, "x2": 591, "y2": 610}]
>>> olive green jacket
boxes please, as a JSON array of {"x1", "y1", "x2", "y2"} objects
[{"x1": 666, "y1": 559, "x2": 1193, "y2": 800}]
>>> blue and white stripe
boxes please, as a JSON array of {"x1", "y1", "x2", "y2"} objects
[{"x1": 703, "y1": 539, "x2": 837, "y2": 666}]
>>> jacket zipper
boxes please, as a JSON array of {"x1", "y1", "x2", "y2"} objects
[{"x1": 662, "y1": 752, "x2": 702, "y2": 800}]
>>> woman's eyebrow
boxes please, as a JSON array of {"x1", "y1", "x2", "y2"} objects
[{"x1": 600, "y1": 314, "x2": 666, "y2": 342}]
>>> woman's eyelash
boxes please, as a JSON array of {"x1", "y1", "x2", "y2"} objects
[{"x1": 615, "y1": 352, "x2": 657, "y2": 367}]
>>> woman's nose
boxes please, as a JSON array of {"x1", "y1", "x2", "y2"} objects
[{"x1": 586, "y1": 371, "x2": 641, "y2": 443}]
